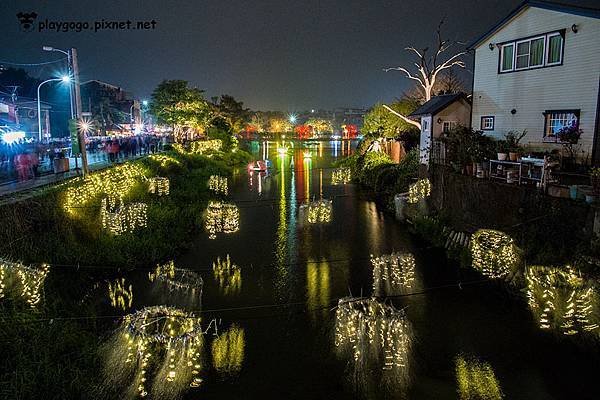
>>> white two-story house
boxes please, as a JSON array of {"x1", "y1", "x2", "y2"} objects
[{"x1": 469, "y1": 0, "x2": 600, "y2": 163}]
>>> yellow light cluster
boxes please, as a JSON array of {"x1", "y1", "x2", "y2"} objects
[
  {"x1": 525, "y1": 265, "x2": 599, "y2": 335},
  {"x1": 211, "y1": 324, "x2": 245, "y2": 376},
  {"x1": 302, "y1": 199, "x2": 332, "y2": 224},
  {"x1": 108, "y1": 278, "x2": 133, "y2": 311},
  {"x1": 149, "y1": 261, "x2": 204, "y2": 293},
  {"x1": 204, "y1": 201, "x2": 240, "y2": 239},
  {"x1": 212, "y1": 255, "x2": 241, "y2": 295},
  {"x1": 149, "y1": 154, "x2": 181, "y2": 167},
  {"x1": 148, "y1": 177, "x2": 170, "y2": 196},
  {"x1": 101, "y1": 197, "x2": 148, "y2": 235},
  {"x1": 173, "y1": 140, "x2": 223, "y2": 155},
  {"x1": 0, "y1": 258, "x2": 49, "y2": 308},
  {"x1": 106, "y1": 306, "x2": 204, "y2": 399},
  {"x1": 408, "y1": 178, "x2": 431, "y2": 204},
  {"x1": 208, "y1": 175, "x2": 228, "y2": 195},
  {"x1": 371, "y1": 253, "x2": 416, "y2": 296},
  {"x1": 332, "y1": 168, "x2": 352, "y2": 185},
  {"x1": 334, "y1": 298, "x2": 412, "y2": 388},
  {"x1": 455, "y1": 355, "x2": 503, "y2": 400},
  {"x1": 63, "y1": 163, "x2": 146, "y2": 214},
  {"x1": 470, "y1": 229, "x2": 519, "y2": 279}
]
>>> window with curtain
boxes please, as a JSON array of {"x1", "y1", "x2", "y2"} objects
[
  {"x1": 543, "y1": 110, "x2": 580, "y2": 142},
  {"x1": 498, "y1": 30, "x2": 564, "y2": 73}
]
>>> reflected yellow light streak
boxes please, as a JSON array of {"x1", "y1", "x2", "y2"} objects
[
  {"x1": 455, "y1": 355, "x2": 503, "y2": 400},
  {"x1": 211, "y1": 324, "x2": 245, "y2": 376}
]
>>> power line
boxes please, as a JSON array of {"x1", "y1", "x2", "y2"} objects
[{"x1": 0, "y1": 58, "x2": 68, "y2": 67}]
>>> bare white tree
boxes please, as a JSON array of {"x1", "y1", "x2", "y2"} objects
[{"x1": 383, "y1": 20, "x2": 466, "y2": 129}]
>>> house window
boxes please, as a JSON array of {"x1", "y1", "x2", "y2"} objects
[
  {"x1": 498, "y1": 30, "x2": 564, "y2": 73},
  {"x1": 481, "y1": 116, "x2": 495, "y2": 131},
  {"x1": 543, "y1": 109, "x2": 580, "y2": 142},
  {"x1": 442, "y1": 121, "x2": 457, "y2": 133}
]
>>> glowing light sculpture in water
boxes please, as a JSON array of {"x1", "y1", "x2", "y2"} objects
[
  {"x1": 470, "y1": 229, "x2": 519, "y2": 279},
  {"x1": 148, "y1": 177, "x2": 170, "y2": 196},
  {"x1": 104, "y1": 306, "x2": 204, "y2": 399},
  {"x1": 332, "y1": 167, "x2": 352, "y2": 185},
  {"x1": 455, "y1": 355, "x2": 504, "y2": 400},
  {"x1": 211, "y1": 324, "x2": 245, "y2": 376},
  {"x1": 108, "y1": 278, "x2": 134, "y2": 311},
  {"x1": 204, "y1": 201, "x2": 240, "y2": 239},
  {"x1": 525, "y1": 265, "x2": 599, "y2": 336},
  {"x1": 407, "y1": 178, "x2": 431, "y2": 204},
  {"x1": 208, "y1": 175, "x2": 228, "y2": 195},
  {"x1": 148, "y1": 261, "x2": 203, "y2": 309},
  {"x1": 101, "y1": 197, "x2": 148, "y2": 235},
  {"x1": 0, "y1": 258, "x2": 49, "y2": 308},
  {"x1": 371, "y1": 253, "x2": 416, "y2": 296},
  {"x1": 212, "y1": 255, "x2": 241, "y2": 295},
  {"x1": 299, "y1": 199, "x2": 332, "y2": 225},
  {"x1": 334, "y1": 298, "x2": 412, "y2": 393}
]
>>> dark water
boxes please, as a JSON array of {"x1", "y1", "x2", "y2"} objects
[{"x1": 115, "y1": 140, "x2": 599, "y2": 399}]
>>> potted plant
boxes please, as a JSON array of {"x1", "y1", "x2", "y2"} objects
[
  {"x1": 590, "y1": 167, "x2": 600, "y2": 195},
  {"x1": 496, "y1": 140, "x2": 509, "y2": 161},
  {"x1": 557, "y1": 124, "x2": 583, "y2": 172},
  {"x1": 505, "y1": 129, "x2": 527, "y2": 161}
]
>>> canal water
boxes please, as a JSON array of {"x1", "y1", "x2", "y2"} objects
[{"x1": 120, "y1": 140, "x2": 598, "y2": 399}]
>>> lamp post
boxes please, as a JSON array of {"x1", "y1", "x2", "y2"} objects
[
  {"x1": 42, "y1": 46, "x2": 74, "y2": 119},
  {"x1": 37, "y1": 76, "x2": 70, "y2": 142}
]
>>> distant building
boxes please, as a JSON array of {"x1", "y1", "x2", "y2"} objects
[
  {"x1": 0, "y1": 96, "x2": 52, "y2": 140},
  {"x1": 468, "y1": 0, "x2": 600, "y2": 162}
]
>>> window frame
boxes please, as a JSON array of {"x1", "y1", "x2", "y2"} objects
[
  {"x1": 442, "y1": 121, "x2": 457, "y2": 133},
  {"x1": 542, "y1": 109, "x2": 580, "y2": 143},
  {"x1": 480, "y1": 116, "x2": 495, "y2": 131},
  {"x1": 497, "y1": 29, "x2": 565, "y2": 74}
]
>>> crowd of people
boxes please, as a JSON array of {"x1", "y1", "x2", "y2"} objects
[{"x1": 0, "y1": 134, "x2": 168, "y2": 183}]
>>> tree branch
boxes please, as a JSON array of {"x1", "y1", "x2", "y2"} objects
[
  {"x1": 383, "y1": 67, "x2": 425, "y2": 86},
  {"x1": 382, "y1": 105, "x2": 422, "y2": 129}
]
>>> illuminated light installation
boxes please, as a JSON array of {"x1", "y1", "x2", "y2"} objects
[
  {"x1": 306, "y1": 259, "x2": 330, "y2": 321},
  {"x1": 299, "y1": 199, "x2": 332, "y2": 225},
  {"x1": 371, "y1": 253, "x2": 416, "y2": 296},
  {"x1": 204, "y1": 201, "x2": 240, "y2": 239},
  {"x1": 108, "y1": 278, "x2": 133, "y2": 311},
  {"x1": 525, "y1": 265, "x2": 599, "y2": 335},
  {"x1": 0, "y1": 258, "x2": 50, "y2": 308},
  {"x1": 470, "y1": 230, "x2": 519, "y2": 279},
  {"x1": 332, "y1": 168, "x2": 352, "y2": 185},
  {"x1": 63, "y1": 163, "x2": 146, "y2": 214},
  {"x1": 148, "y1": 154, "x2": 181, "y2": 167},
  {"x1": 148, "y1": 261, "x2": 203, "y2": 309},
  {"x1": 173, "y1": 140, "x2": 222, "y2": 155},
  {"x1": 105, "y1": 306, "x2": 204, "y2": 399},
  {"x1": 212, "y1": 255, "x2": 241, "y2": 295},
  {"x1": 455, "y1": 355, "x2": 504, "y2": 400},
  {"x1": 211, "y1": 324, "x2": 245, "y2": 376},
  {"x1": 101, "y1": 197, "x2": 148, "y2": 235},
  {"x1": 208, "y1": 175, "x2": 228, "y2": 196},
  {"x1": 335, "y1": 298, "x2": 413, "y2": 391},
  {"x1": 148, "y1": 177, "x2": 170, "y2": 196},
  {"x1": 407, "y1": 178, "x2": 431, "y2": 204}
]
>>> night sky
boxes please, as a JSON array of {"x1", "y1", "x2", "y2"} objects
[{"x1": 1, "y1": 0, "x2": 597, "y2": 111}]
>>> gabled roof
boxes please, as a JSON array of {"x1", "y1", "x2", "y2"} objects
[
  {"x1": 409, "y1": 93, "x2": 467, "y2": 117},
  {"x1": 468, "y1": 0, "x2": 600, "y2": 49}
]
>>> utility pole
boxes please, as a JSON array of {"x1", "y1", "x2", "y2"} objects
[{"x1": 71, "y1": 48, "x2": 89, "y2": 175}]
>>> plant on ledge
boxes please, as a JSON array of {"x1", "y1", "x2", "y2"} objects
[
  {"x1": 504, "y1": 129, "x2": 527, "y2": 161},
  {"x1": 557, "y1": 124, "x2": 583, "y2": 168}
]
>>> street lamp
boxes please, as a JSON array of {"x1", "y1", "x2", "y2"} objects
[
  {"x1": 37, "y1": 76, "x2": 70, "y2": 142},
  {"x1": 42, "y1": 46, "x2": 74, "y2": 119},
  {"x1": 289, "y1": 114, "x2": 297, "y2": 124}
]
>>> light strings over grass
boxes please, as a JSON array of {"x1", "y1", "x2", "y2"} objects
[
  {"x1": 332, "y1": 168, "x2": 352, "y2": 185},
  {"x1": 525, "y1": 265, "x2": 599, "y2": 336},
  {"x1": 0, "y1": 258, "x2": 49, "y2": 308},
  {"x1": 204, "y1": 201, "x2": 240, "y2": 239},
  {"x1": 108, "y1": 278, "x2": 133, "y2": 311},
  {"x1": 148, "y1": 177, "x2": 170, "y2": 196},
  {"x1": 371, "y1": 253, "x2": 416, "y2": 296},
  {"x1": 101, "y1": 197, "x2": 148, "y2": 235},
  {"x1": 455, "y1": 355, "x2": 504, "y2": 400},
  {"x1": 208, "y1": 175, "x2": 228, "y2": 196},
  {"x1": 335, "y1": 298, "x2": 412, "y2": 393},
  {"x1": 63, "y1": 163, "x2": 146, "y2": 215},
  {"x1": 211, "y1": 324, "x2": 245, "y2": 376},
  {"x1": 212, "y1": 255, "x2": 241, "y2": 296},
  {"x1": 104, "y1": 306, "x2": 204, "y2": 399},
  {"x1": 148, "y1": 154, "x2": 181, "y2": 167},
  {"x1": 470, "y1": 229, "x2": 519, "y2": 279},
  {"x1": 407, "y1": 178, "x2": 431, "y2": 204},
  {"x1": 173, "y1": 139, "x2": 222, "y2": 155}
]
